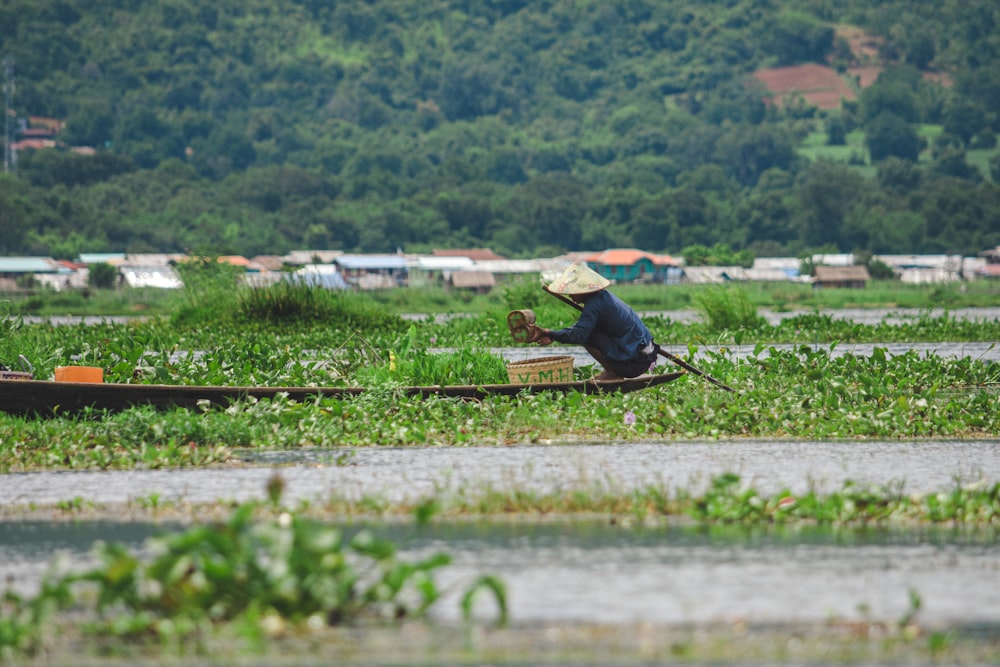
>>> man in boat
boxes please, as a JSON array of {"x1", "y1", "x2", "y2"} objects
[{"x1": 528, "y1": 262, "x2": 658, "y2": 382}]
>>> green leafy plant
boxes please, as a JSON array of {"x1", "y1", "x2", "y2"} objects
[
  {"x1": 355, "y1": 325, "x2": 508, "y2": 386},
  {"x1": 0, "y1": 490, "x2": 507, "y2": 657}
]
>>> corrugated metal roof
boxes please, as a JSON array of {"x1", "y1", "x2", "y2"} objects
[
  {"x1": 810, "y1": 253, "x2": 855, "y2": 267},
  {"x1": 335, "y1": 254, "x2": 407, "y2": 270},
  {"x1": 411, "y1": 256, "x2": 475, "y2": 270},
  {"x1": 125, "y1": 253, "x2": 184, "y2": 266},
  {"x1": 874, "y1": 254, "x2": 964, "y2": 269},
  {"x1": 285, "y1": 250, "x2": 344, "y2": 265},
  {"x1": 743, "y1": 268, "x2": 796, "y2": 282},
  {"x1": 753, "y1": 257, "x2": 800, "y2": 271},
  {"x1": 681, "y1": 266, "x2": 746, "y2": 283},
  {"x1": 288, "y1": 265, "x2": 348, "y2": 290},
  {"x1": 78, "y1": 253, "x2": 126, "y2": 265},
  {"x1": 472, "y1": 259, "x2": 567, "y2": 274},
  {"x1": 433, "y1": 248, "x2": 507, "y2": 261},
  {"x1": 121, "y1": 267, "x2": 183, "y2": 288},
  {"x1": 0, "y1": 257, "x2": 65, "y2": 273}
]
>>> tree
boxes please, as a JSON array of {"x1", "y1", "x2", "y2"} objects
[
  {"x1": 904, "y1": 32, "x2": 936, "y2": 70},
  {"x1": 742, "y1": 190, "x2": 799, "y2": 248},
  {"x1": 18, "y1": 150, "x2": 136, "y2": 188},
  {"x1": 877, "y1": 157, "x2": 923, "y2": 194},
  {"x1": 61, "y1": 104, "x2": 115, "y2": 147},
  {"x1": 928, "y1": 148, "x2": 982, "y2": 182},
  {"x1": 713, "y1": 124, "x2": 799, "y2": 187},
  {"x1": 865, "y1": 112, "x2": 923, "y2": 162},
  {"x1": 844, "y1": 209, "x2": 927, "y2": 254},
  {"x1": 88, "y1": 262, "x2": 118, "y2": 289},
  {"x1": 795, "y1": 161, "x2": 868, "y2": 249},
  {"x1": 767, "y1": 13, "x2": 834, "y2": 65},
  {"x1": 941, "y1": 99, "x2": 988, "y2": 146},
  {"x1": 680, "y1": 243, "x2": 753, "y2": 267},
  {"x1": 859, "y1": 78, "x2": 920, "y2": 125},
  {"x1": 826, "y1": 115, "x2": 847, "y2": 146}
]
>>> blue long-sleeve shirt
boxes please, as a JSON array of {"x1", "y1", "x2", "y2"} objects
[{"x1": 547, "y1": 290, "x2": 653, "y2": 363}]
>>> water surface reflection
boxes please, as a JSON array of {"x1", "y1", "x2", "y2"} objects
[{"x1": 2, "y1": 520, "x2": 997, "y2": 629}]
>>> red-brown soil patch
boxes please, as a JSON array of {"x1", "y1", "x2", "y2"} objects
[
  {"x1": 751, "y1": 64, "x2": 856, "y2": 110},
  {"x1": 834, "y1": 25, "x2": 883, "y2": 64},
  {"x1": 846, "y1": 66, "x2": 881, "y2": 88}
]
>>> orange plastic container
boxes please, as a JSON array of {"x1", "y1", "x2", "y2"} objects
[{"x1": 54, "y1": 366, "x2": 104, "y2": 383}]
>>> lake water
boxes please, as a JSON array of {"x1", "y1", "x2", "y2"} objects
[
  {"x1": 2, "y1": 519, "x2": 998, "y2": 632},
  {"x1": 2, "y1": 439, "x2": 998, "y2": 631}
]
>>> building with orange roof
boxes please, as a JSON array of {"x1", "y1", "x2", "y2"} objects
[
  {"x1": 432, "y1": 248, "x2": 507, "y2": 261},
  {"x1": 216, "y1": 255, "x2": 252, "y2": 268},
  {"x1": 585, "y1": 249, "x2": 681, "y2": 284}
]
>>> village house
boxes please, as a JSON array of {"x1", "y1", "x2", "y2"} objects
[
  {"x1": 282, "y1": 264, "x2": 349, "y2": 290},
  {"x1": 681, "y1": 266, "x2": 749, "y2": 284},
  {"x1": 432, "y1": 248, "x2": 507, "y2": 262},
  {"x1": 0, "y1": 257, "x2": 70, "y2": 291},
  {"x1": 977, "y1": 246, "x2": 1000, "y2": 279},
  {"x1": 284, "y1": 250, "x2": 343, "y2": 266},
  {"x1": 406, "y1": 255, "x2": 475, "y2": 288},
  {"x1": 334, "y1": 254, "x2": 407, "y2": 289},
  {"x1": 475, "y1": 258, "x2": 569, "y2": 284},
  {"x1": 4, "y1": 247, "x2": 997, "y2": 293},
  {"x1": 585, "y1": 249, "x2": 682, "y2": 284},
  {"x1": 813, "y1": 265, "x2": 870, "y2": 289},
  {"x1": 448, "y1": 270, "x2": 496, "y2": 293},
  {"x1": 875, "y1": 255, "x2": 971, "y2": 283}
]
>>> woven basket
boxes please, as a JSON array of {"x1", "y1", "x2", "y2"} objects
[{"x1": 506, "y1": 355, "x2": 574, "y2": 385}]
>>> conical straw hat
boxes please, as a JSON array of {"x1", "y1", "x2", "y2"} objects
[{"x1": 546, "y1": 262, "x2": 611, "y2": 295}]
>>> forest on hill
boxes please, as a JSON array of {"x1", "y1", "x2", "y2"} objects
[{"x1": 1, "y1": 0, "x2": 999, "y2": 260}]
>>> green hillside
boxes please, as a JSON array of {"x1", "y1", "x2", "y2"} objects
[{"x1": 1, "y1": 0, "x2": 998, "y2": 259}]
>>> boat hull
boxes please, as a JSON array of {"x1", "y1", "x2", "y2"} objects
[{"x1": 0, "y1": 372, "x2": 685, "y2": 416}]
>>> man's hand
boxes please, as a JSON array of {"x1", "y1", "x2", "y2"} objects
[{"x1": 527, "y1": 325, "x2": 552, "y2": 345}]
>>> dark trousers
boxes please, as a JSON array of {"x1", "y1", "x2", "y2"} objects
[{"x1": 587, "y1": 331, "x2": 658, "y2": 378}]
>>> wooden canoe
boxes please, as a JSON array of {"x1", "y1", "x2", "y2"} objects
[{"x1": 0, "y1": 371, "x2": 685, "y2": 416}]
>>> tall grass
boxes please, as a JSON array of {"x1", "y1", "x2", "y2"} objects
[
  {"x1": 169, "y1": 264, "x2": 405, "y2": 334},
  {"x1": 170, "y1": 258, "x2": 246, "y2": 328},
  {"x1": 237, "y1": 281, "x2": 404, "y2": 332},
  {"x1": 692, "y1": 286, "x2": 766, "y2": 333}
]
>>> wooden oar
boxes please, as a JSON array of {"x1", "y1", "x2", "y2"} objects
[{"x1": 541, "y1": 285, "x2": 736, "y2": 392}]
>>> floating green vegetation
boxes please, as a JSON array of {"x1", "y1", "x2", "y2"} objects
[
  {"x1": 4, "y1": 285, "x2": 1000, "y2": 384},
  {"x1": 2, "y1": 344, "x2": 999, "y2": 472},
  {"x1": 301, "y1": 475, "x2": 999, "y2": 527},
  {"x1": 354, "y1": 325, "x2": 508, "y2": 386},
  {"x1": 0, "y1": 487, "x2": 506, "y2": 659}
]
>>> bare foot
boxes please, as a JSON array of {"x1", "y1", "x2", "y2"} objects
[{"x1": 594, "y1": 369, "x2": 624, "y2": 382}]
